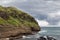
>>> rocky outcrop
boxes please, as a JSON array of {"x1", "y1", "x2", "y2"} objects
[
  {"x1": 37, "y1": 36, "x2": 56, "y2": 40},
  {"x1": 0, "y1": 6, "x2": 40, "y2": 38}
]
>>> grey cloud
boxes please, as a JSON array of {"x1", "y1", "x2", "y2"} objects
[{"x1": 0, "y1": 0, "x2": 60, "y2": 25}]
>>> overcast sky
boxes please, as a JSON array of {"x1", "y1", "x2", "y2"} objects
[{"x1": 0, "y1": 0, "x2": 60, "y2": 27}]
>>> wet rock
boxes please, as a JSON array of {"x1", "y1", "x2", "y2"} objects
[
  {"x1": 47, "y1": 36, "x2": 56, "y2": 40},
  {"x1": 0, "y1": 38, "x2": 9, "y2": 40},
  {"x1": 37, "y1": 36, "x2": 56, "y2": 40},
  {"x1": 38, "y1": 36, "x2": 46, "y2": 40}
]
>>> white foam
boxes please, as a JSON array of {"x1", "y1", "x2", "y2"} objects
[
  {"x1": 22, "y1": 36, "x2": 27, "y2": 39},
  {"x1": 44, "y1": 36, "x2": 47, "y2": 38},
  {"x1": 38, "y1": 30, "x2": 47, "y2": 33},
  {"x1": 22, "y1": 35, "x2": 31, "y2": 39}
]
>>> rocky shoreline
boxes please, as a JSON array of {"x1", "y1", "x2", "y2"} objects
[
  {"x1": 0, "y1": 25, "x2": 40, "y2": 38},
  {"x1": 0, "y1": 32, "x2": 38, "y2": 40},
  {"x1": 0, "y1": 35, "x2": 56, "y2": 40}
]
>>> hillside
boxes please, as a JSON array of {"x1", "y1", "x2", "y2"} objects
[{"x1": 0, "y1": 6, "x2": 40, "y2": 38}]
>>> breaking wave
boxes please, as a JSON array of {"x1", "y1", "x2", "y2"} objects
[{"x1": 38, "y1": 30, "x2": 47, "y2": 33}]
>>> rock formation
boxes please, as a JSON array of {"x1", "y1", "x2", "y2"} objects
[
  {"x1": 0, "y1": 6, "x2": 40, "y2": 39},
  {"x1": 37, "y1": 36, "x2": 56, "y2": 40}
]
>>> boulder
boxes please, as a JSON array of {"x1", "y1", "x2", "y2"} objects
[{"x1": 37, "y1": 36, "x2": 56, "y2": 40}]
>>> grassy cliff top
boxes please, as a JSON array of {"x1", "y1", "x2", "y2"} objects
[{"x1": 0, "y1": 6, "x2": 38, "y2": 26}]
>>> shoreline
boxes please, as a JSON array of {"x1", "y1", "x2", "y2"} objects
[{"x1": 0, "y1": 31, "x2": 39, "y2": 40}]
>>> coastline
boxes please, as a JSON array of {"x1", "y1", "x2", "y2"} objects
[{"x1": 0, "y1": 31, "x2": 39, "y2": 40}]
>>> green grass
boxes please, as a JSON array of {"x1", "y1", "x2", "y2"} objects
[
  {"x1": 7, "y1": 16, "x2": 20, "y2": 26},
  {"x1": 0, "y1": 6, "x2": 39, "y2": 28},
  {"x1": 0, "y1": 17, "x2": 7, "y2": 24}
]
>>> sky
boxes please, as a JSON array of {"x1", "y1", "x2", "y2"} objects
[{"x1": 0, "y1": 0, "x2": 60, "y2": 27}]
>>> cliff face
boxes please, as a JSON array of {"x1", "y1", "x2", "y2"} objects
[{"x1": 0, "y1": 6, "x2": 40, "y2": 38}]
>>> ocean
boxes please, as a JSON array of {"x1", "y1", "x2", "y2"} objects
[{"x1": 17, "y1": 27, "x2": 60, "y2": 40}]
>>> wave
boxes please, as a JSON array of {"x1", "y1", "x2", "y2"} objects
[
  {"x1": 22, "y1": 36, "x2": 31, "y2": 39},
  {"x1": 38, "y1": 30, "x2": 47, "y2": 33}
]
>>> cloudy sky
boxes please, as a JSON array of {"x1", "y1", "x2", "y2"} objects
[{"x1": 0, "y1": 0, "x2": 60, "y2": 27}]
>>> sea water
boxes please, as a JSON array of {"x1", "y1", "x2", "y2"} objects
[{"x1": 18, "y1": 27, "x2": 60, "y2": 40}]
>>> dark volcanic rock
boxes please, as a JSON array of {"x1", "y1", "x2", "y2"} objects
[
  {"x1": 37, "y1": 36, "x2": 56, "y2": 40},
  {"x1": 38, "y1": 36, "x2": 46, "y2": 40}
]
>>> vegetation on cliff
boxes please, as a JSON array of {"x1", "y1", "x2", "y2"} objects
[{"x1": 0, "y1": 6, "x2": 40, "y2": 38}]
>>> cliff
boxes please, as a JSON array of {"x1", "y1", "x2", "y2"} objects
[{"x1": 0, "y1": 6, "x2": 40, "y2": 38}]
